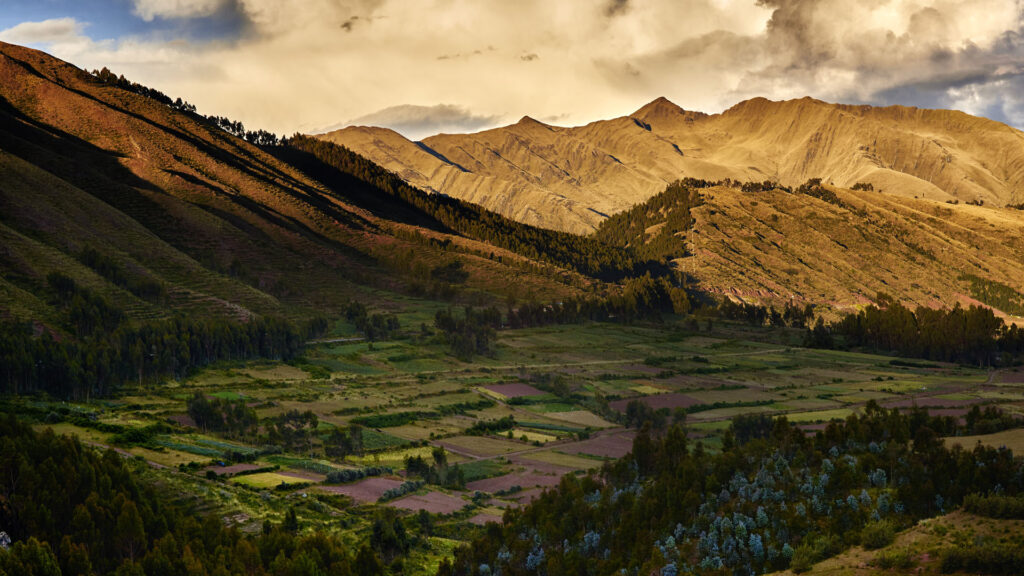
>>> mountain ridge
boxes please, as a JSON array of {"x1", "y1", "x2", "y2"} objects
[{"x1": 321, "y1": 95, "x2": 1024, "y2": 233}]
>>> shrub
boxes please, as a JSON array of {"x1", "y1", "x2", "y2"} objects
[
  {"x1": 860, "y1": 520, "x2": 895, "y2": 550},
  {"x1": 875, "y1": 547, "x2": 915, "y2": 570}
]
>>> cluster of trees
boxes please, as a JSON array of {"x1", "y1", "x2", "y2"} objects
[
  {"x1": 0, "y1": 270, "x2": 326, "y2": 399},
  {"x1": 344, "y1": 301, "x2": 400, "y2": 341},
  {"x1": 961, "y1": 274, "x2": 1024, "y2": 316},
  {"x1": 324, "y1": 424, "x2": 365, "y2": 458},
  {"x1": 717, "y1": 298, "x2": 816, "y2": 328},
  {"x1": 0, "y1": 314, "x2": 308, "y2": 399},
  {"x1": 434, "y1": 307, "x2": 501, "y2": 360},
  {"x1": 0, "y1": 416, "x2": 394, "y2": 575},
  {"x1": 796, "y1": 178, "x2": 844, "y2": 206},
  {"x1": 443, "y1": 402, "x2": 1024, "y2": 576},
  {"x1": 91, "y1": 67, "x2": 284, "y2": 147},
  {"x1": 264, "y1": 409, "x2": 319, "y2": 453},
  {"x1": 811, "y1": 293, "x2": 1024, "y2": 366},
  {"x1": 594, "y1": 180, "x2": 702, "y2": 263},
  {"x1": 186, "y1": 392, "x2": 258, "y2": 438},
  {"x1": 404, "y1": 447, "x2": 466, "y2": 489}
]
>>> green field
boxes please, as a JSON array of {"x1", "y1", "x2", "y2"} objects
[{"x1": 18, "y1": 313, "x2": 1018, "y2": 576}]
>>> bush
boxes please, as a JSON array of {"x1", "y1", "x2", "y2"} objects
[
  {"x1": 860, "y1": 520, "x2": 895, "y2": 550},
  {"x1": 875, "y1": 547, "x2": 915, "y2": 570},
  {"x1": 940, "y1": 542, "x2": 1024, "y2": 574}
]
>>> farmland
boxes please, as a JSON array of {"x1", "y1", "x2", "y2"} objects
[{"x1": 13, "y1": 307, "x2": 1024, "y2": 575}]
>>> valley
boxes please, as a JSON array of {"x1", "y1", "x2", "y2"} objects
[{"x1": 1, "y1": 32, "x2": 1024, "y2": 576}]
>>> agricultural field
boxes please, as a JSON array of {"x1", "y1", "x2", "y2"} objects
[{"x1": 14, "y1": 310, "x2": 1024, "y2": 575}]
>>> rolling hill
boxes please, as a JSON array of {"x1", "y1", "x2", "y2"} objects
[{"x1": 322, "y1": 96, "x2": 1024, "y2": 235}]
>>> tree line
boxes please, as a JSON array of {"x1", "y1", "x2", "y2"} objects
[
  {"x1": 0, "y1": 274, "x2": 323, "y2": 399},
  {"x1": 807, "y1": 293, "x2": 1024, "y2": 366}
]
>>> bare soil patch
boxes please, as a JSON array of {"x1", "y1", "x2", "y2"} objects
[
  {"x1": 610, "y1": 393, "x2": 701, "y2": 412},
  {"x1": 386, "y1": 491, "x2": 467, "y2": 514},
  {"x1": 318, "y1": 477, "x2": 403, "y2": 503},
  {"x1": 566, "y1": 431, "x2": 636, "y2": 458},
  {"x1": 202, "y1": 463, "x2": 262, "y2": 476}
]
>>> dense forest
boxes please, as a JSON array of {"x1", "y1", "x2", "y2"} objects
[
  {"x1": 810, "y1": 294, "x2": 1024, "y2": 366},
  {"x1": 0, "y1": 274, "x2": 320, "y2": 400},
  {"x1": 0, "y1": 416, "x2": 400, "y2": 576},
  {"x1": 443, "y1": 405, "x2": 1024, "y2": 576}
]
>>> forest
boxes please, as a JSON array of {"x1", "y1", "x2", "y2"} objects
[
  {"x1": 0, "y1": 274, "x2": 320, "y2": 400},
  {"x1": 0, "y1": 415, "x2": 399, "y2": 576},
  {"x1": 443, "y1": 404, "x2": 1024, "y2": 576}
]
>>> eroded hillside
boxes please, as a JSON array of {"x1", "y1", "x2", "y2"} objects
[{"x1": 323, "y1": 96, "x2": 1024, "y2": 234}]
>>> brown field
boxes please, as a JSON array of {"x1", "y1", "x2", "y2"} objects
[
  {"x1": 466, "y1": 470, "x2": 563, "y2": 493},
  {"x1": 882, "y1": 397, "x2": 984, "y2": 408},
  {"x1": 279, "y1": 470, "x2": 327, "y2": 482},
  {"x1": 318, "y1": 477, "x2": 404, "y2": 503},
  {"x1": 166, "y1": 413, "x2": 197, "y2": 428},
  {"x1": 482, "y1": 383, "x2": 545, "y2": 398},
  {"x1": 566, "y1": 431, "x2": 636, "y2": 458},
  {"x1": 468, "y1": 512, "x2": 504, "y2": 526},
  {"x1": 944, "y1": 428, "x2": 1024, "y2": 453},
  {"x1": 541, "y1": 410, "x2": 616, "y2": 428},
  {"x1": 610, "y1": 393, "x2": 701, "y2": 412},
  {"x1": 387, "y1": 491, "x2": 467, "y2": 514},
  {"x1": 434, "y1": 436, "x2": 527, "y2": 458},
  {"x1": 202, "y1": 463, "x2": 262, "y2": 476},
  {"x1": 998, "y1": 370, "x2": 1024, "y2": 383},
  {"x1": 513, "y1": 452, "x2": 599, "y2": 472}
]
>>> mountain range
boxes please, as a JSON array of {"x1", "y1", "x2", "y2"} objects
[
  {"x1": 322, "y1": 96, "x2": 1024, "y2": 235},
  {"x1": 2, "y1": 39, "x2": 1023, "y2": 326}
]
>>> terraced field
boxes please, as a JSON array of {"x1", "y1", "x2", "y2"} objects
[{"x1": 19, "y1": 311, "x2": 1024, "y2": 576}]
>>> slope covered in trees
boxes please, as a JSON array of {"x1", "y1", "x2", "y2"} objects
[
  {"x1": 444, "y1": 406, "x2": 1024, "y2": 576},
  {"x1": 0, "y1": 415, "x2": 398, "y2": 576}
]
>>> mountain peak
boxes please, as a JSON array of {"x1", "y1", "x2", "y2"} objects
[{"x1": 631, "y1": 96, "x2": 685, "y2": 122}]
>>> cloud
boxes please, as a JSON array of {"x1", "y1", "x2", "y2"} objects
[
  {"x1": 333, "y1": 104, "x2": 504, "y2": 140},
  {"x1": 132, "y1": 0, "x2": 231, "y2": 22},
  {"x1": 5, "y1": 0, "x2": 1023, "y2": 138},
  {"x1": 0, "y1": 17, "x2": 86, "y2": 45}
]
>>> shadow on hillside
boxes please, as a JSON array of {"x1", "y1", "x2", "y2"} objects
[{"x1": 267, "y1": 145, "x2": 455, "y2": 233}]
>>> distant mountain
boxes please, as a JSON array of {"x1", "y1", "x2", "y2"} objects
[{"x1": 321, "y1": 96, "x2": 1024, "y2": 234}]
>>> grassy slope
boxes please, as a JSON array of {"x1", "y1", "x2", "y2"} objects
[
  {"x1": 0, "y1": 41, "x2": 579, "y2": 327},
  {"x1": 666, "y1": 184, "x2": 1024, "y2": 314},
  {"x1": 769, "y1": 510, "x2": 1024, "y2": 576}
]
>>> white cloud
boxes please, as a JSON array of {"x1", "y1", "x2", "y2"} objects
[
  {"x1": 329, "y1": 104, "x2": 503, "y2": 140},
  {"x1": 3, "y1": 0, "x2": 1023, "y2": 137},
  {"x1": 132, "y1": 0, "x2": 231, "y2": 22},
  {"x1": 0, "y1": 17, "x2": 85, "y2": 46}
]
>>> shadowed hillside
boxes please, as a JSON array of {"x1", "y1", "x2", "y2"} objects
[
  {"x1": 0, "y1": 41, "x2": 581, "y2": 330},
  {"x1": 323, "y1": 96, "x2": 1024, "y2": 234}
]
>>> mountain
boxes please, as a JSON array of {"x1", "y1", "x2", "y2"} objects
[
  {"x1": 624, "y1": 180, "x2": 1024, "y2": 314},
  {"x1": 321, "y1": 96, "x2": 1024, "y2": 234},
  {"x1": 0, "y1": 41, "x2": 580, "y2": 330}
]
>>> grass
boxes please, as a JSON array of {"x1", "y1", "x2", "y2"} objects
[
  {"x1": 457, "y1": 459, "x2": 508, "y2": 483},
  {"x1": 945, "y1": 428, "x2": 1024, "y2": 453},
  {"x1": 231, "y1": 472, "x2": 310, "y2": 489},
  {"x1": 785, "y1": 408, "x2": 856, "y2": 423},
  {"x1": 521, "y1": 450, "x2": 605, "y2": 470}
]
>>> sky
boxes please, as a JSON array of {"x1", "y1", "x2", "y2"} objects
[{"x1": 1, "y1": 0, "x2": 1023, "y2": 140}]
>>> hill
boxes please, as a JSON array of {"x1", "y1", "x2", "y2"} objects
[
  {"x1": 0, "y1": 40, "x2": 582, "y2": 331},
  {"x1": 646, "y1": 180, "x2": 1024, "y2": 314},
  {"x1": 322, "y1": 96, "x2": 1024, "y2": 234}
]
